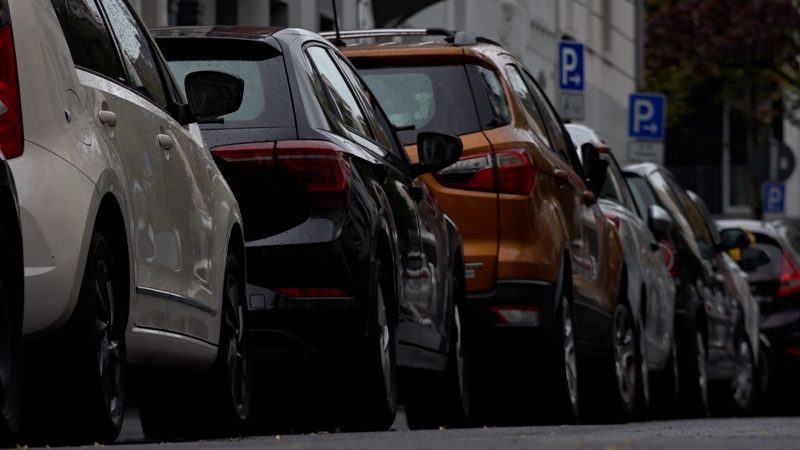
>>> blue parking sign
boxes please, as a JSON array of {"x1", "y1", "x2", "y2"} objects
[
  {"x1": 763, "y1": 182, "x2": 786, "y2": 214},
  {"x1": 628, "y1": 93, "x2": 666, "y2": 140},
  {"x1": 559, "y1": 41, "x2": 584, "y2": 91}
]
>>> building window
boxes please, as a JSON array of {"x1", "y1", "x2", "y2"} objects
[{"x1": 319, "y1": 14, "x2": 334, "y2": 32}]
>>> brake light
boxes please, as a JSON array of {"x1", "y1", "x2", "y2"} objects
[
  {"x1": 0, "y1": 17, "x2": 23, "y2": 159},
  {"x1": 434, "y1": 148, "x2": 536, "y2": 195},
  {"x1": 604, "y1": 213, "x2": 621, "y2": 231},
  {"x1": 211, "y1": 140, "x2": 350, "y2": 205},
  {"x1": 777, "y1": 252, "x2": 800, "y2": 297}
]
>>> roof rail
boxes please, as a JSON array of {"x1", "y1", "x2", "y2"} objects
[{"x1": 319, "y1": 28, "x2": 500, "y2": 47}]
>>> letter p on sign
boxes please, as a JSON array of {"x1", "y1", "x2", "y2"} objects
[{"x1": 628, "y1": 93, "x2": 666, "y2": 141}]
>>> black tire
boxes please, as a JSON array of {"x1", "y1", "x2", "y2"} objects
[
  {"x1": 677, "y1": 314, "x2": 710, "y2": 418},
  {"x1": 710, "y1": 322, "x2": 756, "y2": 416},
  {"x1": 340, "y1": 259, "x2": 397, "y2": 432},
  {"x1": 21, "y1": 231, "x2": 126, "y2": 445},
  {"x1": 0, "y1": 221, "x2": 22, "y2": 444},
  {"x1": 404, "y1": 274, "x2": 470, "y2": 429},
  {"x1": 140, "y1": 248, "x2": 251, "y2": 441},
  {"x1": 650, "y1": 333, "x2": 681, "y2": 418},
  {"x1": 533, "y1": 286, "x2": 579, "y2": 424}
]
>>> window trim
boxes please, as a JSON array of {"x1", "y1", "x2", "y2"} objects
[{"x1": 94, "y1": 0, "x2": 181, "y2": 116}]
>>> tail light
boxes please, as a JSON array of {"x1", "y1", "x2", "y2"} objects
[
  {"x1": 211, "y1": 140, "x2": 350, "y2": 206},
  {"x1": 0, "y1": 8, "x2": 23, "y2": 160},
  {"x1": 604, "y1": 213, "x2": 621, "y2": 231},
  {"x1": 657, "y1": 239, "x2": 677, "y2": 278},
  {"x1": 777, "y1": 252, "x2": 800, "y2": 297},
  {"x1": 434, "y1": 148, "x2": 536, "y2": 195}
]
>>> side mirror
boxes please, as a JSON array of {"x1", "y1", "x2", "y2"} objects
[
  {"x1": 410, "y1": 132, "x2": 463, "y2": 177},
  {"x1": 648, "y1": 204, "x2": 673, "y2": 239},
  {"x1": 184, "y1": 71, "x2": 244, "y2": 124},
  {"x1": 580, "y1": 142, "x2": 608, "y2": 196}
]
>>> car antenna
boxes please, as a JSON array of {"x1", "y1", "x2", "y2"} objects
[{"x1": 331, "y1": 0, "x2": 346, "y2": 46}]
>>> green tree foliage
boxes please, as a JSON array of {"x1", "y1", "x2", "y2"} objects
[{"x1": 646, "y1": 0, "x2": 800, "y2": 129}]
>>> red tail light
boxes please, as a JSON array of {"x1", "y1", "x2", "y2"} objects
[
  {"x1": 434, "y1": 148, "x2": 536, "y2": 195},
  {"x1": 604, "y1": 213, "x2": 621, "y2": 231},
  {"x1": 211, "y1": 140, "x2": 350, "y2": 205},
  {"x1": 0, "y1": 18, "x2": 23, "y2": 160},
  {"x1": 272, "y1": 287, "x2": 350, "y2": 298},
  {"x1": 777, "y1": 252, "x2": 800, "y2": 297}
]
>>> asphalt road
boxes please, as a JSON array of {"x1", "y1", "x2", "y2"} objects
[{"x1": 96, "y1": 411, "x2": 800, "y2": 450}]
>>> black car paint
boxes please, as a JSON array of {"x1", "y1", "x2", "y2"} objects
[
  {"x1": 624, "y1": 164, "x2": 740, "y2": 379},
  {"x1": 153, "y1": 27, "x2": 464, "y2": 372}
]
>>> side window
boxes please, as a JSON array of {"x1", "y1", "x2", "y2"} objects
[
  {"x1": 49, "y1": 0, "x2": 125, "y2": 82},
  {"x1": 306, "y1": 46, "x2": 373, "y2": 139},
  {"x1": 99, "y1": 0, "x2": 168, "y2": 109},
  {"x1": 600, "y1": 165, "x2": 622, "y2": 202},
  {"x1": 469, "y1": 65, "x2": 510, "y2": 128},
  {"x1": 332, "y1": 53, "x2": 400, "y2": 155},
  {"x1": 504, "y1": 65, "x2": 549, "y2": 141},
  {"x1": 521, "y1": 70, "x2": 572, "y2": 159}
]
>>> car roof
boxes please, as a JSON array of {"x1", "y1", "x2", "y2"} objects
[
  {"x1": 715, "y1": 219, "x2": 796, "y2": 238},
  {"x1": 150, "y1": 25, "x2": 316, "y2": 42},
  {"x1": 623, "y1": 162, "x2": 660, "y2": 177}
]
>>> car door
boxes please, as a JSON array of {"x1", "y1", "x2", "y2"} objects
[
  {"x1": 521, "y1": 68, "x2": 609, "y2": 315},
  {"x1": 50, "y1": 0, "x2": 171, "y2": 329},
  {"x1": 335, "y1": 52, "x2": 451, "y2": 352},
  {"x1": 304, "y1": 45, "x2": 426, "y2": 348},
  {"x1": 98, "y1": 0, "x2": 215, "y2": 336}
]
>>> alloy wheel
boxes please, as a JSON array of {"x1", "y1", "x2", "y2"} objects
[
  {"x1": 223, "y1": 267, "x2": 248, "y2": 417},
  {"x1": 95, "y1": 258, "x2": 123, "y2": 422},
  {"x1": 377, "y1": 288, "x2": 392, "y2": 402},
  {"x1": 696, "y1": 331, "x2": 709, "y2": 412},
  {"x1": 731, "y1": 339, "x2": 754, "y2": 409},
  {"x1": 562, "y1": 297, "x2": 578, "y2": 414},
  {"x1": 613, "y1": 304, "x2": 637, "y2": 407}
]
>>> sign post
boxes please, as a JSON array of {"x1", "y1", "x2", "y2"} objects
[
  {"x1": 627, "y1": 93, "x2": 667, "y2": 164},
  {"x1": 558, "y1": 41, "x2": 584, "y2": 121}
]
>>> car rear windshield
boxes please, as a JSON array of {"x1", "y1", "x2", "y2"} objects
[
  {"x1": 157, "y1": 38, "x2": 294, "y2": 129},
  {"x1": 359, "y1": 64, "x2": 509, "y2": 145}
]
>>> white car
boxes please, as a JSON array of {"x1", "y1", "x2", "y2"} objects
[
  {"x1": 6, "y1": 0, "x2": 250, "y2": 444},
  {"x1": 567, "y1": 124, "x2": 678, "y2": 415}
]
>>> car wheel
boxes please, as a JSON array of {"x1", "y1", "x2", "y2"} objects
[
  {"x1": 534, "y1": 290, "x2": 579, "y2": 424},
  {"x1": 0, "y1": 221, "x2": 22, "y2": 443},
  {"x1": 405, "y1": 274, "x2": 470, "y2": 429},
  {"x1": 611, "y1": 301, "x2": 638, "y2": 419},
  {"x1": 340, "y1": 259, "x2": 397, "y2": 432},
  {"x1": 677, "y1": 316, "x2": 709, "y2": 418},
  {"x1": 22, "y1": 231, "x2": 126, "y2": 445},
  {"x1": 140, "y1": 247, "x2": 251, "y2": 441},
  {"x1": 710, "y1": 322, "x2": 756, "y2": 416},
  {"x1": 650, "y1": 332, "x2": 681, "y2": 418}
]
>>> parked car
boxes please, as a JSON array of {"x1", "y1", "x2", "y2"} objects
[
  {"x1": 567, "y1": 124, "x2": 678, "y2": 416},
  {"x1": 330, "y1": 29, "x2": 633, "y2": 424},
  {"x1": 0, "y1": 10, "x2": 24, "y2": 433},
  {"x1": 624, "y1": 164, "x2": 758, "y2": 416},
  {"x1": 716, "y1": 219, "x2": 800, "y2": 412},
  {"x1": 153, "y1": 26, "x2": 468, "y2": 432},
  {"x1": 8, "y1": 0, "x2": 249, "y2": 444}
]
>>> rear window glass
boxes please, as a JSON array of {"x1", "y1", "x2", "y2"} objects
[
  {"x1": 158, "y1": 38, "x2": 294, "y2": 129},
  {"x1": 359, "y1": 65, "x2": 483, "y2": 146}
]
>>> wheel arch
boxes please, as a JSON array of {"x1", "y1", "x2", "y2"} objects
[{"x1": 93, "y1": 193, "x2": 131, "y2": 324}]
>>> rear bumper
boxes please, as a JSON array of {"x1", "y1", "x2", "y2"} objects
[
  {"x1": 245, "y1": 236, "x2": 369, "y2": 360},
  {"x1": 761, "y1": 300, "x2": 800, "y2": 351},
  {"x1": 466, "y1": 279, "x2": 558, "y2": 351}
]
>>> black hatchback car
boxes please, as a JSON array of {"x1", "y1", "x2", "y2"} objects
[{"x1": 153, "y1": 27, "x2": 468, "y2": 432}]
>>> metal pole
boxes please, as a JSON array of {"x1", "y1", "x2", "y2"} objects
[{"x1": 635, "y1": 0, "x2": 645, "y2": 90}]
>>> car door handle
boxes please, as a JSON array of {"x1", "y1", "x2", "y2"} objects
[
  {"x1": 157, "y1": 133, "x2": 174, "y2": 151},
  {"x1": 553, "y1": 169, "x2": 570, "y2": 186},
  {"x1": 98, "y1": 110, "x2": 117, "y2": 127}
]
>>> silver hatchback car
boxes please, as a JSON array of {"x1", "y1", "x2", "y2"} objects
[{"x1": 5, "y1": 0, "x2": 250, "y2": 444}]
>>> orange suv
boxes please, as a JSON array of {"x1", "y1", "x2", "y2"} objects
[{"x1": 330, "y1": 29, "x2": 631, "y2": 424}]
